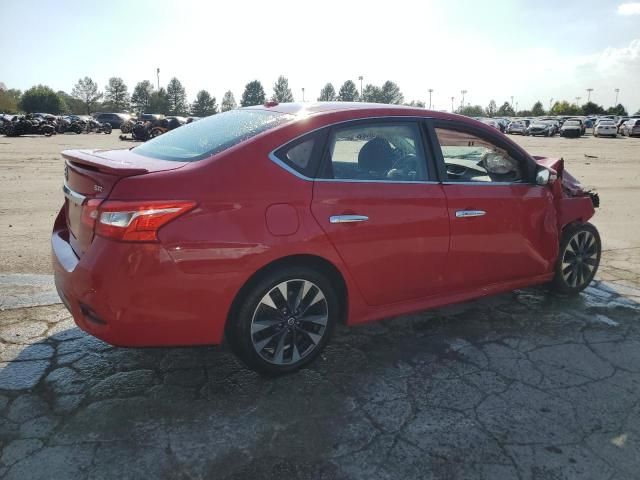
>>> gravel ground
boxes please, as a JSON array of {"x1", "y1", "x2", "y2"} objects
[{"x1": 1, "y1": 130, "x2": 639, "y2": 479}]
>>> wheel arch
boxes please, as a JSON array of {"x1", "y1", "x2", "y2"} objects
[{"x1": 225, "y1": 254, "x2": 349, "y2": 335}]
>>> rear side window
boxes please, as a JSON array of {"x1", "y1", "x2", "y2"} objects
[
  {"x1": 134, "y1": 109, "x2": 294, "y2": 162},
  {"x1": 272, "y1": 130, "x2": 326, "y2": 178}
]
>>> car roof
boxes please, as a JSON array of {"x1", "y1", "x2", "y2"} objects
[{"x1": 244, "y1": 101, "x2": 477, "y2": 125}]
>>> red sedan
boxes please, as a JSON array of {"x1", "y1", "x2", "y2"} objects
[{"x1": 52, "y1": 102, "x2": 601, "y2": 374}]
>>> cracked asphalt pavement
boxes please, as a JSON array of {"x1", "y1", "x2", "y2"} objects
[{"x1": 1, "y1": 248, "x2": 639, "y2": 479}]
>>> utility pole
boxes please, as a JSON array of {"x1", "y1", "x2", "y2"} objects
[
  {"x1": 451, "y1": 96, "x2": 455, "y2": 112},
  {"x1": 428, "y1": 89, "x2": 433, "y2": 109},
  {"x1": 586, "y1": 88, "x2": 593, "y2": 102},
  {"x1": 156, "y1": 68, "x2": 160, "y2": 90},
  {"x1": 510, "y1": 96, "x2": 514, "y2": 110},
  {"x1": 301, "y1": 87, "x2": 305, "y2": 102},
  {"x1": 549, "y1": 98, "x2": 553, "y2": 111},
  {"x1": 358, "y1": 76, "x2": 363, "y2": 100},
  {"x1": 614, "y1": 88, "x2": 620, "y2": 106},
  {"x1": 460, "y1": 90, "x2": 467, "y2": 108}
]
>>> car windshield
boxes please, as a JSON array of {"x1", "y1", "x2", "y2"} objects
[
  {"x1": 599, "y1": 121, "x2": 614, "y2": 125},
  {"x1": 134, "y1": 109, "x2": 294, "y2": 162},
  {"x1": 565, "y1": 121, "x2": 580, "y2": 126}
]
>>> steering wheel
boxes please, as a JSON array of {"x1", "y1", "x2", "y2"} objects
[
  {"x1": 446, "y1": 163, "x2": 468, "y2": 178},
  {"x1": 387, "y1": 154, "x2": 418, "y2": 180}
]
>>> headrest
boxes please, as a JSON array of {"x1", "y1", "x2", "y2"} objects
[{"x1": 358, "y1": 137, "x2": 393, "y2": 172}]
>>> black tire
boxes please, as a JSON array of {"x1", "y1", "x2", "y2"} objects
[
  {"x1": 226, "y1": 266, "x2": 339, "y2": 375},
  {"x1": 552, "y1": 223, "x2": 601, "y2": 295}
]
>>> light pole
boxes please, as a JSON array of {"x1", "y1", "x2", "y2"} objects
[
  {"x1": 586, "y1": 88, "x2": 593, "y2": 102},
  {"x1": 575, "y1": 96, "x2": 581, "y2": 107},
  {"x1": 302, "y1": 87, "x2": 305, "y2": 102},
  {"x1": 614, "y1": 88, "x2": 620, "y2": 106},
  {"x1": 156, "y1": 68, "x2": 160, "y2": 90},
  {"x1": 515, "y1": 102, "x2": 519, "y2": 113},
  {"x1": 460, "y1": 90, "x2": 467, "y2": 108},
  {"x1": 510, "y1": 96, "x2": 514, "y2": 110},
  {"x1": 428, "y1": 89, "x2": 433, "y2": 109},
  {"x1": 549, "y1": 98, "x2": 553, "y2": 111},
  {"x1": 358, "y1": 76, "x2": 363, "y2": 100},
  {"x1": 451, "y1": 96, "x2": 455, "y2": 112}
]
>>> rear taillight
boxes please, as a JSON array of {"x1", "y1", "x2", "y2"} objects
[{"x1": 95, "y1": 200, "x2": 196, "y2": 242}]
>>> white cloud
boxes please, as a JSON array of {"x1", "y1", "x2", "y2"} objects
[{"x1": 617, "y1": 3, "x2": 640, "y2": 15}]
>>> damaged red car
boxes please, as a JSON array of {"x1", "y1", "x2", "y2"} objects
[{"x1": 52, "y1": 103, "x2": 601, "y2": 374}]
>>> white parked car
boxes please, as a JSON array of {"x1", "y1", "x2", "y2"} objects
[
  {"x1": 479, "y1": 118, "x2": 501, "y2": 130},
  {"x1": 593, "y1": 120, "x2": 617, "y2": 138},
  {"x1": 506, "y1": 121, "x2": 527, "y2": 135}
]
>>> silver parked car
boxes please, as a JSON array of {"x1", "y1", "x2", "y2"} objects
[
  {"x1": 620, "y1": 119, "x2": 640, "y2": 137},
  {"x1": 506, "y1": 120, "x2": 527, "y2": 135}
]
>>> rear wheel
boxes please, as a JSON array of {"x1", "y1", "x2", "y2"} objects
[
  {"x1": 552, "y1": 223, "x2": 601, "y2": 295},
  {"x1": 150, "y1": 127, "x2": 163, "y2": 138},
  {"x1": 227, "y1": 267, "x2": 338, "y2": 375}
]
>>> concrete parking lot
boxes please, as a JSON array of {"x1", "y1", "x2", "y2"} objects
[{"x1": 1, "y1": 132, "x2": 640, "y2": 479}]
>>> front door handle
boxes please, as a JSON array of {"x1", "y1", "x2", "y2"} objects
[
  {"x1": 330, "y1": 215, "x2": 369, "y2": 224},
  {"x1": 455, "y1": 210, "x2": 486, "y2": 218}
]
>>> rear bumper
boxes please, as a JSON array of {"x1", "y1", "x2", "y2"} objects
[
  {"x1": 51, "y1": 208, "x2": 242, "y2": 347},
  {"x1": 561, "y1": 130, "x2": 581, "y2": 137}
]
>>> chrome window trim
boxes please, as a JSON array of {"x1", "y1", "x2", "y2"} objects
[
  {"x1": 442, "y1": 181, "x2": 532, "y2": 186},
  {"x1": 268, "y1": 115, "x2": 435, "y2": 184},
  {"x1": 317, "y1": 178, "x2": 440, "y2": 185}
]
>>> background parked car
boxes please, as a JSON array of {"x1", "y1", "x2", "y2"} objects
[
  {"x1": 479, "y1": 118, "x2": 501, "y2": 130},
  {"x1": 139, "y1": 113, "x2": 165, "y2": 122},
  {"x1": 620, "y1": 119, "x2": 640, "y2": 137},
  {"x1": 560, "y1": 120, "x2": 583, "y2": 138},
  {"x1": 616, "y1": 117, "x2": 629, "y2": 132},
  {"x1": 593, "y1": 120, "x2": 618, "y2": 137},
  {"x1": 94, "y1": 113, "x2": 132, "y2": 129},
  {"x1": 506, "y1": 121, "x2": 527, "y2": 135},
  {"x1": 528, "y1": 120, "x2": 556, "y2": 137}
]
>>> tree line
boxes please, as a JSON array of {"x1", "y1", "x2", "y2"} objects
[
  {"x1": 459, "y1": 99, "x2": 630, "y2": 118},
  {"x1": 1, "y1": 78, "x2": 634, "y2": 117},
  {"x1": 0, "y1": 76, "x2": 419, "y2": 116}
]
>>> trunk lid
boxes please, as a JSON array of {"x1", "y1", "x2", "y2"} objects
[{"x1": 62, "y1": 148, "x2": 187, "y2": 257}]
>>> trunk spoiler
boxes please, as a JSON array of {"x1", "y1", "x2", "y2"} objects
[{"x1": 61, "y1": 149, "x2": 149, "y2": 176}]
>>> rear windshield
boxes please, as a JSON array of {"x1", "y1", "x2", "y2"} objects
[{"x1": 134, "y1": 109, "x2": 293, "y2": 162}]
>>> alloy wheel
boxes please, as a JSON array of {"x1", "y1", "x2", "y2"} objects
[
  {"x1": 561, "y1": 230, "x2": 598, "y2": 288},
  {"x1": 250, "y1": 279, "x2": 329, "y2": 365}
]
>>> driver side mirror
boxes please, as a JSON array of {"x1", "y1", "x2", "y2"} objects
[{"x1": 536, "y1": 167, "x2": 557, "y2": 186}]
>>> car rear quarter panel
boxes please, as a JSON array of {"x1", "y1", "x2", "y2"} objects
[{"x1": 108, "y1": 120, "x2": 373, "y2": 340}]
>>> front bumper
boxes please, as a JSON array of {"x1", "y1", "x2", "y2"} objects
[{"x1": 51, "y1": 208, "x2": 242, "y2": 347}]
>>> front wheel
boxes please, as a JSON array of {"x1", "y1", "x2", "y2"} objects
[
  {"x1": 227, "y1": 267, "x2": 338, "y2": 375},
  {"x1": 552, "y1": 223, "x2": 601, "y2": 295}
]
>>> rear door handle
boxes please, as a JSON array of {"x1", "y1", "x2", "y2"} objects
[
  {"x1": 330, "y1": 215, "x2": 369, "y2": 224},
  {"x1": 455, "y1": 210, "x2": 486, "y2": 218}
]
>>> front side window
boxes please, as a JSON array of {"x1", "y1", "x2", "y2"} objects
[
  {"x1": 435, "y1": 128, "x2": 523, "y2": 183},
  {"x1": 320, "y1": 122, "x2": 427, "y2": 182},
  {"x1": 134, "y1": 109, "x2": 294, "y2": 162}
]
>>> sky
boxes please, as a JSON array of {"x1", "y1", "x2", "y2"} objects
[{"x1": 1, "y1": 0, "x2": 639, "y2": 113}]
